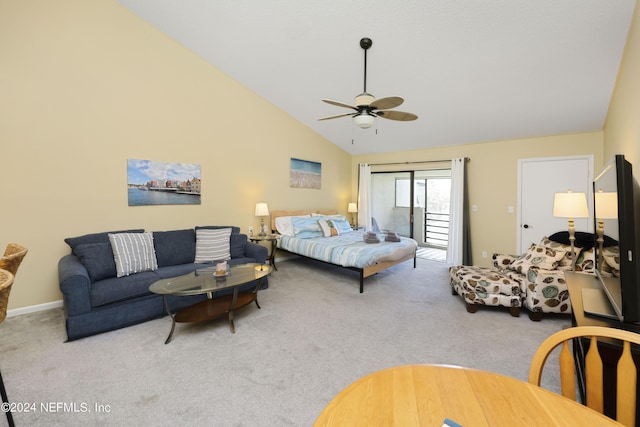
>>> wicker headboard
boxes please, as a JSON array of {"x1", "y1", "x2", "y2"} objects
[{"x1": 270, "y1": 209, "x2": 339, "y2": 232}]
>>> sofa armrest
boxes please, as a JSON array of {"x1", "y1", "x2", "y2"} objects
[
  {"x1": 58, "y1": 254, "x2": 92, "y2": 316},
  {"x1": 244, "y1": 242, "x2": 268, "y2": 264}
]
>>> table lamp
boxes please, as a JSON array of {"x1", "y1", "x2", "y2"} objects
[
  {"x1": 255, "y1": 202, "x2": 270, "y2": 237},
  {"x1": 348, "y1": 203, "x2": 358, "y2": 227},
  {"x1": 553, "y1": 190, "x2": 589, "y2": 269},
  {"x1": 594, "y1": 190, "x2": 618, "y2": 272}
]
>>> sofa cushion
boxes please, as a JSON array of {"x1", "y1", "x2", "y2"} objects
[
  {"x1": 194, "y1": 228, "x2": 232, "y2": 263},
  {"x1": 507, "y1": 244, "x2": 565, "y2": 274},
  {"x1": 109, "y1": 232, "x2": 158, "y2": 277},
  {"x1": 196, "y1": 225, "x2": 245, "y2": 257},
  {"x1": 74, "y1": 243, "x2": 117, "y2": 282},
  {"x1": 65, "y1": 229, "x2": 145, "y2": 255},
  {"x1": 153, "y1": 229, "x2": 196, "y2": 267},
  {"x1": 229, "y1": 233, "x2": 247, "y2": 259},
  {"x1": 91, "y1": 271, "x2": 160, "y2": 307},
  {"x1": 195, "y1": 225, "x2": 240, "y2": 234}
]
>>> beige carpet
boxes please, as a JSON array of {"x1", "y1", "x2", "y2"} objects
[{"x1": 0, "y1": 257, "x2": 569, "y2": 426}]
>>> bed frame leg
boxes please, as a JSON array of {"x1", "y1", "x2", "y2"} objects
[
  {"x1": 359, "y1": 271, "x2": 364, "y2": 293},
  {"x1": 414, "y1": 255, "x2": 417, "y2": 268}
]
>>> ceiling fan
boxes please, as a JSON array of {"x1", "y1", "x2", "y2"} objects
[{"x1": 319, "y1": 37, "x2": 418, "y2": 129}]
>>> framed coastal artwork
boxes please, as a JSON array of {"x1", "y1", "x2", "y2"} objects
[
  {"x1": 127, "y1": 158, "x2": 201, "y2": 206},
  {"x1": 290, "y1": 158, "x2": 321, "y2": 189}
]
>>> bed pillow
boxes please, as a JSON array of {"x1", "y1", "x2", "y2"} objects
[
  {"x1": 318, "y1": 219, "x2": 340, "y2": 237},
  {"x1": 275, "y1": 215, "x2": 311, "y2": 236},
  {"x1": 507, "y1": 244, "x2": 565, "y2": 274},
  {"x1": 108, "y1": 232, "x2": 158, "y2": 278},
  {"x1": 331, "y1": 217, "x2": 353, "y2": 234},
  {"x1": 194, "y1": 228, "x2": 232, "y2": 263},
  {"x1": 291, "y1": 216, "x2": 324, "y2": 239}
]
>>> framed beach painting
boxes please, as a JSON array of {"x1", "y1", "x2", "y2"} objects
[
  {"x1": 127, "y1": 158, "x2": 201, "y2": 206},
  {"x1": 290, "y1": 158, "x2": 321, "y2": 189}
]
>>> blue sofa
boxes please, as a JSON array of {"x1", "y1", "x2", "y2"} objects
[{"x1": 58, "y1": 226, "x2": 268, "y2": 341}]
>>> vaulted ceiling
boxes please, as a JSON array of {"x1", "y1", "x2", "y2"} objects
[{"x1": 118, "y1": 1, "x2": 636, "y2": 155}]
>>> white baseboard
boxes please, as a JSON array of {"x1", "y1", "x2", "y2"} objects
[{"x1": 7, "y1": 300, "x2": 63, "y2": 318}]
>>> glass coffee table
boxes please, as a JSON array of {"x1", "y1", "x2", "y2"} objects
[{"x1": 149, "y1": 263, "x2": 272, "y2": 344}]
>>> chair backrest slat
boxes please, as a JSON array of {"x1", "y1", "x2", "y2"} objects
[
  {"x1": 559, "y1": 340, "x2": 576, "y2": 400},
  {"x1": 529, "y1": 325, "x2": 640, "y2": 425},
  {"x1": 585, "y1": 335, "x2": 604, "y2": 413},
  {"x1": 617, "y1": 341, "x2": 637, "y2": 426}
]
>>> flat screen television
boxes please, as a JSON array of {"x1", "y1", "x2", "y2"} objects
[{"x1": 592, "y1": 154, "x2": 640, "y2": 323}]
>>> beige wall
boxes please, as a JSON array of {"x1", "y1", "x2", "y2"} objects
[
  {"x1": 3, "y1": 0, "x2": 638, "y2": 311},
  {"x1": 605, "y1": 1, "x2": 640, "y2": 168},
  {"x1": 0, "y1": 0, "x2": 351, "y2": 310},
  {"x1": 353, "y1": 132, "x2": 604, "y2": 267}
]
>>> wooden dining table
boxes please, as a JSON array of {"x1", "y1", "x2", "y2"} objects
[{"x1": 313, "y1": 364, "x2": 623, "y2": 426}]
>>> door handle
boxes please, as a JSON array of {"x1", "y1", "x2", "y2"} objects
[{"x1": 523, "y1": 224, "x2": 530, "y2": 229}]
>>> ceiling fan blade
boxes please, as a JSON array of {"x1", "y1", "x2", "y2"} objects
[
  {"x1": 370, "y1": 96, "x2": 404, "y2": 110},
  {"x1": 318, "y1": 112, "x2": 355, "y2": 121},
  {"x1": 322, "y1": 99, "x2": 358, "y2": 111},
  {"x1": 376, "y1": 110, "x2": 418, "y2": 121}
]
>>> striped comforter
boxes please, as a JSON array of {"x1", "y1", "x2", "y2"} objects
[{"x1": 277, "y1": 231, "x2": 418, "y2": 269}]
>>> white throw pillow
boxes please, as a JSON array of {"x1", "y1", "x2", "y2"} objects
[
  {"x1": 108, "y1": 232, "x2": 158, "y2": 278},
  {"x1": 194, "y1": 228, "x2": 232, "y2": 263},
  {"x1": 275, "y1": 215, "x2": 310, "y2": 236}
]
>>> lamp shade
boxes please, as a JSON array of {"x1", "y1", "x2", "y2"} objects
[
  {"x1": 552, "y1": 191, "x2": 589, "y2": 218},
  {"x1": 348, "y1": 203, "x2": 358, "y2": 213},
  {"x1": 255, "y1": 202, "x2": 269, "y2": 217},
  {"x1": 595, "y1": 191, "x2": 618, "y2": 219},
  {"x1": 353, "y1": 113, "x2": 375, "y2": 129}
]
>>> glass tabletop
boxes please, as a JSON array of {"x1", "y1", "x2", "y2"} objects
[{"x1": 149, "y1": 263, "x2": 272, "y2": 296}]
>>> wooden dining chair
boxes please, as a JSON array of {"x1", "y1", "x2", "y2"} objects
[
  {"x1": 529, "y1": 325, "x2": 640, "y2": 426},
  {"x1": 0, "y1": 243, "x2": 27, "y2": 321},
  {"x1": 0, "y1": 269, "x2": 16, "y2": 427},
  {"x1": 0, "y1": 243, "x2": 27, "y2": 427}
]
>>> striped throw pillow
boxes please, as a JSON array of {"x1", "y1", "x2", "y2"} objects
[
  {"x1": 108, "y1": 232, "x2": 158, "y2": 278},
  {"x1": 194, "y1": 228, "x2": 232, "y2": 263}
]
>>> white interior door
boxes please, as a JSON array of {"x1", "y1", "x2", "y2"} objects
[{"x1": 517, "y1": 156, "x2": 593, "y2": 254}]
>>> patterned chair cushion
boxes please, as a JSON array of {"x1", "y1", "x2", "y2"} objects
[
  {"x1": 507, "y1": 244, "x2": 565, "y2": 274},
  {"x1": 523, "y1": 268, "x2": 571, "y2": 314},
  {"x1": 575, "y1": 248, "x2": 595, "y2": 274},
  {"x1": 540, "y1": 236, "x2": 581, "y2": 271},
  {"x1": 449, "y1": 265, "x2": 522, "y2": 309}
]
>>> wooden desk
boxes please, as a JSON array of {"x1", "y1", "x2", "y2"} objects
[{"x1": 313, "y1": 364, "x2": 622, "y2": 426}]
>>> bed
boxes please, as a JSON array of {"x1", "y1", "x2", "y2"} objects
[{"x1": 270, "y1": 209, "x2": 418, "y2": 292}]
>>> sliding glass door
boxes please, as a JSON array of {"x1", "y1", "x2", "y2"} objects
[{"x1": 371, "y1": 169, "x2": 451, "y2": 257}]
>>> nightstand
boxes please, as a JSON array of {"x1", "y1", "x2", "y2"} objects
[{"x1": 248, "y1": 235, "x2": 280, "y2": 271}]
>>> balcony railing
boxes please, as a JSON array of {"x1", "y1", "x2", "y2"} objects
[{"x1": 424, "y1": 212, "x2": 449, "y2": 249}]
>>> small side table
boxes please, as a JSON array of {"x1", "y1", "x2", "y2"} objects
[{"x1": 248, "y1": 235, "x2": 280, "y2": 271}]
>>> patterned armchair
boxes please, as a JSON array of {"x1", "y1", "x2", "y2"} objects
[{"x1": 450, "y1": 233, "x2": 602, "y2": 321}]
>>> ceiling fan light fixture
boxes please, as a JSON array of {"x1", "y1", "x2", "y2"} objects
[{"x1": 353, "y1": 113, "x2": 375, "y2": 129}]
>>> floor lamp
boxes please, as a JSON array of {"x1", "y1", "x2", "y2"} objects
[{"x1": 553, "y1": 190, "x2": 589, "y2": 270}]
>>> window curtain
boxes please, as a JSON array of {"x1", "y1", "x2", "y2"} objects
[
  {"x1": 446, "y1": 158, "x2": 471, "y2": 265},
  {"x1": 357, "y1": 163, "x2": 372, "y2": 230}
]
